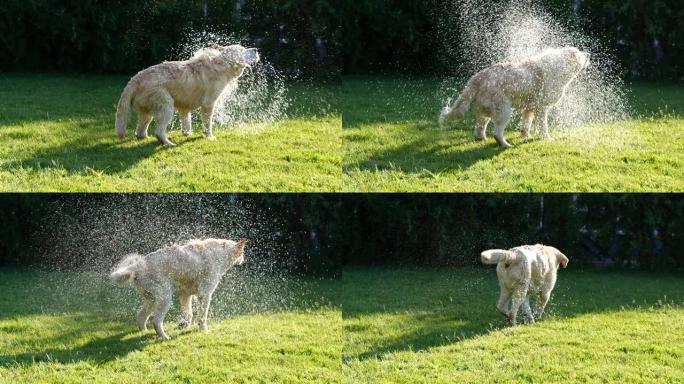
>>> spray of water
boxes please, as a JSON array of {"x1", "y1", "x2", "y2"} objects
[
  {"x1": 27, "y1": 195, "x2": 333, "y2": 322},
  {"x1": 171, "y1": 31, "x2": 289, "y2": 133},
  {"x1": 437, "y1": 0, "x2": 629, "y2": 130}
]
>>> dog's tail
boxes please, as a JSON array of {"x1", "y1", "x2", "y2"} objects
[
  {"x1": 109, "y1": 253, "x2": 143, "y2": 285},
  {"x1": 439, "y1": 76, "x2": 479, "y2": 128},
  {"x1": 115, "y1": 81, "x2": 137, "y2": 139},
  {"x1": 480, "y1": 249, "x2": 517, "y2": 265}
]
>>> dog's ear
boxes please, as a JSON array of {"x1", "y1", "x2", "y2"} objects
[
  {"x1": 210, "y1": 42, "x2": 222, "y2": 50},
  {"x1": 558, "y1": 252, "x2": 569, "y2": 268}
]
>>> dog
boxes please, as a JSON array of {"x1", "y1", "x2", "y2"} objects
[
  {"x1": 115, "y1": 44, "x2": 260, "y2": 146},
  {"x1": 480, "y1": 244, "x2": 568, "y2": 326},
  {"x1": 439, "y1": 47, "x2": 590, "y2": 148},
  {"x1": 110, "y1": 238, "x2": 247, "y2": 339}
]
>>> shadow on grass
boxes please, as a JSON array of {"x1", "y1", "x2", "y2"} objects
[
  {"x1": 343, "y1": 267, "x2": 684, "y2": 361},
  {"x1": 0, "y1": 312, "x2": 173, "y2": 366},
  {"x1": 345, "y1": 129, "x2": 520, "y2": 174},
  {"x1": 1, "y1": 134, "x2": 209, "y2": 175}
]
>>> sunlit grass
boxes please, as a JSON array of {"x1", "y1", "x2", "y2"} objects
[
  {"x1": 342, "y1": 77, "x2": 684, "y2": 191},
  {"x1": 0, "y1": 269, "x2": 341, "y2": 383},
  {"x1": 0, "y1": 74, "x2": 341, "y2": 192},
  {"x1": 343, "y1": 267, "x2": 684, "y2": 383}
]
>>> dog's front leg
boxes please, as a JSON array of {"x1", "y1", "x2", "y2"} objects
[
  {"x1": 520, "y1": 110, "x2": 535, "y2": 138},
  {"x1": 137, "y1": 299, "x2": 154, "y2": 330},
  {"x1": 178, "y1": 293, "x2": 194, "y2": 329},
  {"x1": 539, "y1": 108, "x2": 552, "y2": 140},
  {"x1": 201, "y1": 105, "x2": 216, "y2": 141},
  {"x1": 151, "y1": 292, "x2": 172, "y2": 340},
  {"x1": 536, "y1": 290, "x2": 551, "y2": 319},
  {"x1": 180, "y1": 110, "x2": 193, "y2": 136},
  {"x1": 197, "y1": 291, "x2": 214, "y2": 331}
]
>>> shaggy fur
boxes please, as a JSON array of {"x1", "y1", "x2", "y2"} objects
[
  {"x1": 110, "y1": 238, "x2": 247, "y2": 339},
  {"x1": 480, "y1": 244, "x2": 569, "y2": 326},
  {"x1": 115, "y1": 44, "x2": 260, "y2": 146},
  {"x1": 440, "y1": 47, "x2": 590, "y2": 148}
]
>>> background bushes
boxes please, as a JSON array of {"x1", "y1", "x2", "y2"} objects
[
  {"x1": 340, "y1": 0, "x2": 684, "y2": 80},
  {"x1": 0, "y1": 0, "x2": 339, "y2": 78},
  {"x1": 339, "y1": 194, "x2": 684, "y2": 271},
  {"x1": 0, "y1": 0, "x2": 681, "y2": 79},
  {"x1": 1, "y1": 194, "x2": 682, "y2": 273}
]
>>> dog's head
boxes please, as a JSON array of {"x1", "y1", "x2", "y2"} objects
[
  {"x1": 233, "y1": 238, "x2": 248, "y2": 266},
  {"x1": 562, "y1": 46, "x2": 590, "y2": 74},
  {"x1": 210, "y1": 43, "x2": 260, "y2": 74}
]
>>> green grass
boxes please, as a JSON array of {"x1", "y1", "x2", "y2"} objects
[
  {"x1": 342, "y1": 76, "x2": 684, "y2": 191},
  {"x1": 0, "y1": 74, "x2": 341, "y2": 192},
  {"x1": 4, "y1": 267, "x2": 683, "y2": 383},
  {"x1": 342, "y1": 266, "x2": 684, "y2": 383},
  {"x1": 0, "y1": 268, "x2": 341, "y2": 383}
]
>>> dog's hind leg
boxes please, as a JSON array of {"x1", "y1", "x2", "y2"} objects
[
  {"x1": 178, "y1": 293, "x2": 193, "y2": 329},
  {"x1": 496, "y1": 286, "x2": 511, "y2": 319},
  {"x1": 154, "y1": 93, "x2": 176, "y2": 146},
  {"x1": 200, "y1": 105, "x2": 216, "y2": 141},
  {"x1": 179, "y1": 109, "x2": 193, "y2": 136},
  {"x1": 135, "y1": 112, "x2": 153, "y2": 139},
  {"x1": 522, "y1": 296, "x2": 535, "y2": 324},
  {"x1": 151, "y1": 290, "x2": 173, "y2": 340},
  {"x1": 137, "y1": 298, "x2": 154, "y2": 331},
  {"x1": 492, "y1": 100, "x2": 513, "y2": 148},
  {"x1": 520, "y1": 110, "x2": 535, "y2": 138}
]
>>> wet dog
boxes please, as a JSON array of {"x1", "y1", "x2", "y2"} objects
[
  {"x1": 115, "y1": 44, "x2": 259, "y2": 145},
  {"x1": 440, "y1": 47, "x2": 590, "y2": 147},
  {"x1": 480, "y1": 244, "x2": 568, "y2": 325},
  {"x1": 110, "y1": 238, "x2": 247, "y2": 339}
]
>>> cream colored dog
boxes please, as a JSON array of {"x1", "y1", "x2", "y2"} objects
[
  {"x1": 110, "y1": 238, "x2": 247, "y2": 339},
  {"x1": 440, "y1": 47, "x2": 590, "y2": 148},
  {"x1": 480, "y1": 244, "x2": 568, "y2": 326},
  {"x1": 115, "y1": 44, "x2": 260, "y2": 146}
]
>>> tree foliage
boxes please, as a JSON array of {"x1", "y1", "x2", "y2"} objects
[
  {"x1": 0, "y1": 0, "x2": 339, "y2": 78},
  {"x1": 1, "y1": 194, "x2": 682, "y2": 273},
  {"x1": 0, "y1": 1, "x2": 680, "y2": 79}
]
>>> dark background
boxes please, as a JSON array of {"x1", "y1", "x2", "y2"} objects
[
  {"x1": 1, "y1": 194, "x2": 682, "y2": 273},
  {"x1": 0, "y1": 0, "x2": 340, "y2": 78},
  {"x1": 0, "y1": 0, "x2": 681, "y2": 79},
  {"x1": 341, "y1": 0, "x2": 684, "y2": 80}
]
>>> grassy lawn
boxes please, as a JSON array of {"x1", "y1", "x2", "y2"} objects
[
  {"x1": 342, "y1": 76, "x2": 684, "y2": 191},
  {"x1": 0, "y1": 74, "x2": 341, "y2": 192},
  {"x1": 343, "y1": 266, "x2": 684, "y2": 383},
  {"x1": 0, "y1": 268, "x2": 341, "y2": 383}
]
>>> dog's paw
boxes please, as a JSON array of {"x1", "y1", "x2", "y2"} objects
[
  {"x1": 205, "y1": 134, "x2": 216, "y2": 141},
  {"x1": 178, "y1": 320, "x2": 190, "y2": 329},
  {"x1": 182, "y1": 130, "x2": 193, "y2": 136},
  {"x1": 495, "y1": 136, "x2": 513, "y2": 149}
]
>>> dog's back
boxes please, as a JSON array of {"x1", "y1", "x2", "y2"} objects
[{"x1": 482, "y1": 244, "x2": 568, "y2": 288}]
